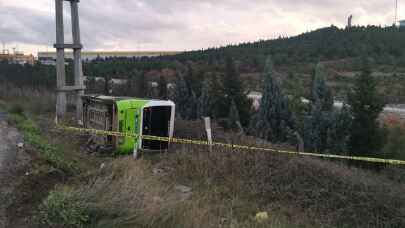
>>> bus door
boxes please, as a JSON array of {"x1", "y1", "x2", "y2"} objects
[{"x1": 142, "y1": 106, "x2": 171, "y2": 150}]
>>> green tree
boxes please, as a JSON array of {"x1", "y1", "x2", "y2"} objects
[
  {"x1": 348, "y1": 59, "x2": 386, "y2": 156},
  {"x1": 103, "y1": 75, "x2": 112, "y2": 95},
  {"x1": 303, "y1": 63, "x2": 352, "y2": 154},
  {"x1": 303, "y1": 63, "x2": 334, "y2": 152},
  {"x1": 85, "y1": 77, "x2": 96, "y2": 94},
  {"x1": 383, "y1": 126, "x2": 405, "y2": 160},
  {"x1": 173, "y1": 67, "x2": 197, "y2": 120},
  {"x1": 311, "y1": 63, "x2": 333, "y2": 110},
  {"x1": 283, "y1": 72, "x2": 307, "y2": 127},
  {"x1": 158, "y1": 75, "x2": 168, "y2": 99},
  {"x1": 208, "y1": 74, "x2": 227, "y2": 119},
  {"x1": 250, "y1": 56, "x2": 295, "y2": 142},
  {"x1": 222, "y1": 58, "x2": 251, "y2": 126},
  {"x1": 126, "y1": 70, "x2": 146, "y2": 97},
  {"x1": 327, "y1": 104, "x2": 352, "y2": 154},
  {"x1": 227, "y1": 99, "x2": 241, "y2": 130},
  {"x1": 196, "y1": 78, "x2": 212, "y2": 118}
]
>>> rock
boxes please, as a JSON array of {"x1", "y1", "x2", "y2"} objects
[
  {"x1": 100, "y1": 163, "x2": 106, "y2": 169},
  {"x1": 152, "y1": 168, "x2": 165, "y2": 176},
  {"x1": 17, "y1": 142, "x2": 24, "y2": 149},
  {"x1": 152, "y1": 196, "x2": 163, "y2": 203},
  {"x1": 175, "y1": 185, "x2": 192, "y2": 201},
  {"x1": 175, "y1": 185, "x2": 192, "y2": 193}
]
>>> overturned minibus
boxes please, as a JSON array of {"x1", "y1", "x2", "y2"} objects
[{"x1": 82, "y1": 95, "x2": 175, "y2": 157}]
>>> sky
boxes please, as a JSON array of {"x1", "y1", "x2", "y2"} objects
[{"x1": 0, "y1": 0, "x2": 401, "y2": 55}]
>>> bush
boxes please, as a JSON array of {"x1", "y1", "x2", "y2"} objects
[
  {"x1": 38, "y1": 188, "x2": 90, "y2": 228},
  {"x1": 9, "y1": 103, "x2": 24, "y2": 115},
  {"x1": 383, "y1": 126, "x2": 405, "y2": 160}
]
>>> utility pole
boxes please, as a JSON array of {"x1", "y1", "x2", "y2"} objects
[
  {"x1": 395, "y1": 0, "x2": 398, "y2": 25},
  {"x1": 54, "y1": 0, "x2": 85, "y2": 124},
  {"x1": 347, "y1": 15, "x2": 353, "y2": 28}
]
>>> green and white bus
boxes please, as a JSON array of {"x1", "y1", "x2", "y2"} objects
[{"x1": 82, "y1": 95, "x2": 175, "y2": 157}]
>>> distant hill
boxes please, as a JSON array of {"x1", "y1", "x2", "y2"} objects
[
  {"x1": 79, "y1": 25, "x2": 405, "y2": 103},
  {"x1": 166, "y1": 25, "x2": 405, "y2": 69},
  {"x1": 84, "y1": 25, "x2": 405, "y2": 74}
]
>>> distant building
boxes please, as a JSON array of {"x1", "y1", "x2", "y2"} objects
[
  {"x1": 247, "y1": 91, "x2": 263, "y2": 110},
  {"x1": 399, "y1": 20, "x2": 405, "y2": 27},
  {"x1": 37, "y1": 51, "x2": 181, "y2": 65},
  {"x1": 0, "y1": 52, "x2": 35, "y2": 65}
]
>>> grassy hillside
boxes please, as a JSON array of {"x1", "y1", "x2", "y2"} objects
[
  {"x1": 35, "y1": 121, "x2": 405, "y2": 228},
  {"x1": 1, "y1": 88, "x2": 405, "y2": 228}
]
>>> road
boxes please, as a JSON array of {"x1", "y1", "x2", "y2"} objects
[{"x1": 0, "y1": 112, "x2": 24, "y2": 228}]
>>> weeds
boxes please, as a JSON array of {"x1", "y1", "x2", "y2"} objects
[
  {"x1": 9, "y1": 112, "x2": 78, "y2": 174},
  {"x1": 161, "y1": 144, "x2": 405, "y2": 228},
  {"x1": 35, "y1": 135, "x2": 405, "y2": 228},
  {"x1": 0, "y1": 83, "x2": 56, "y2": 114},
  {"x1": 38, "y1": 188, "x2": 90, "y2": 228},
  {"x1": 8, "y1": 103, "x2": 24, "y2": 115}
]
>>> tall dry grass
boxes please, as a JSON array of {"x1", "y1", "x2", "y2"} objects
[
  {"x1": 0, "y1": 83, "x2": 77, "y2": 115},
  {"x1": 39, "y1": 138, "x2": 405, "y2": 228},
  {"x1": 0, "y1": 83, "x2": 55, "y2": 114},
  {"x1": 161, "y1": 143, "x2": 405, "y2": 228},
  {"x1": 40, "y1": 155, "x2": 303, "y2": 228}
]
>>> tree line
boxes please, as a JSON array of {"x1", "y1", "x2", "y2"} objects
[{"x1": 170, "y1": 56, "x2": 388, "y2": 160}]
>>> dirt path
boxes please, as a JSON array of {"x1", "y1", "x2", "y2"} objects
[{"x1": 0, "y1": 112, "x2": 28, "y2": 228}]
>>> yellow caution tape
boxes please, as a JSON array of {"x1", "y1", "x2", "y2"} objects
[{"x1": 56, "y1": 125, "x2": 405, "y2": 166}]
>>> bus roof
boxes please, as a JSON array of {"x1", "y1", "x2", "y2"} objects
[{"x1": 82, "y1": 95, "x2": 175, "y2": 108}]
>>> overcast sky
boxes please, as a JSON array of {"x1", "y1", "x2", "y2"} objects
[{"x1": 0, "y1": 0, "x2": 400, "y2": 55}]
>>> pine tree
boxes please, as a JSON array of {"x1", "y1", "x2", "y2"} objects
[
  {"x1": 173, "y1": 67, "x2": 197, "y2": 120},
  {"x1": 227, "y1": 99, "x2": 241, "y2": 130},
  {"x1": 196, "y1": 78, "x2": 212, "y2": 118},
  {"x1": 136, "y1": 71, "x2": 146, "y2": 98},
  {"x1": 222, "y1": 57, "x2": 251, "y2": 126},
  {"x1": 103, "y1": 74, "x2": 112, "y2": 95},
  {"x1": 86, "y1": 77, "x2": 96, "y2": 94},
  {"x1": 209, "y1": 74, "x2": 227, "y2": 119},
  {"x1": 311, "y1": 63, "x2": 334, "y2": 110},
  {"x1": 185, "y1": 64, "x2": 202, "y2": 97},
  {"x1": 348, "y1": 58, "x2": 386, "y2": 156},
  {"x1": 326, "y1": 104, "x2": 352, "y2": 154},
  {"x1": 303, "y1": 101, "x2": 324, "y2": 152},
  {"x1": 303, "y1": 63, "x2": 334, "y2": 152},
  {"x1": 127, "y1": 70, "x2": 146, "y2": 98},
  {"x1": 250, "y1": 56, "x2": 295, "y2": 142},
  {"x1": 158, "y1": 75, "x2": 168, "y2": 99},
  {"x1": 304, "y1": 63, "x2": 352, "y2": 154}
]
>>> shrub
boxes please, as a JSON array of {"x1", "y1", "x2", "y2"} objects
[
  {"x1": 383, "y1": 126, "x2": 405, "y2": 160},
  {"x1": 9, "y1": 103, "x2": 24, "y2": 115},
  {"x1": 38, "y1": 188, "x2": 90, "y2": 228}
]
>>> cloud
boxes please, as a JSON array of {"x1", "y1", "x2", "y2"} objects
[{"x1": 0, "y1": 0, "x2": 399, "y2": 54}]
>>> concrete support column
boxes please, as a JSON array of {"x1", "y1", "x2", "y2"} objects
[
  {"x1": 71, "y1": 1, "x2": 84, "y2": 124},
  {"x1": 55, "y1": 0, "x2": 66, "y2": 119}
]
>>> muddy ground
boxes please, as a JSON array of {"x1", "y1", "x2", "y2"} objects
[
  {"x1": 0, "y1": 112, "x2": 63, "y2": 228},
  {"x1": 0, "y1": 112, "x2": 28, "y2": 228}
]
